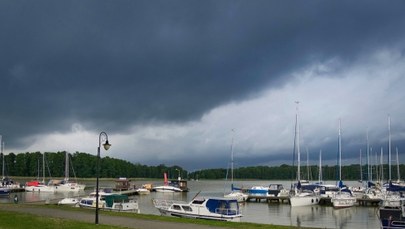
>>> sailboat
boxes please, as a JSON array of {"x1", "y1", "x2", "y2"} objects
[
  {"x1": 25, "y1": 153, "x2": 56, "y2": 192},
  {"x1": 331, "y1": 119, "x2": 356, "y2": 208},
  {"x1": 0, "y1": 137, "x2": 10, "y2": 196},
  {"x1": 224, "y1": 130, "x2": 248, "y2": 202},
  {"x1": 52, "y1": 152, "x2": 85, "y2": 192},
  {"x1": 289, "y1": 102, "x2": 320, "y2": 207}
]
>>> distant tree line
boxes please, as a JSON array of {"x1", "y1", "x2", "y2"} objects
[
  {"x1": 188, "y1": 164, "x2": 405, "y2": 181},
  {"x1": 2, "y1": 151, "x2": 403, "y2": 181},
  {"x1": 1, "y1": 151, "x2": 187, "y2": 179}
]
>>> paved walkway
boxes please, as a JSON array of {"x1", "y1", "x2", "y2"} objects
[{"x1": 0, "y1": 204, "x2": 228, "y2": 229}]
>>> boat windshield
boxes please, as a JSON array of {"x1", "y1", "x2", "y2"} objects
[{"x1": 206, "y1": 199, "x2": 239, "y2": 215}]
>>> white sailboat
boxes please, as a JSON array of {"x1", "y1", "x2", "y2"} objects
[
  {"x1": 224, "y1": 130, "x2": 248, "y2": 202},
  {"x1": 331, "y1": 119, "x2": 356, "y2": 208},
  {"x1": 52, "y1": 152, "x2": 85, "y2": 192},
  {"x1": 25, "y1": 153, "x2": 55, "y2": 192},
  {"x1": 289, "y1": 102, "x2": 320, "y2": 207}
]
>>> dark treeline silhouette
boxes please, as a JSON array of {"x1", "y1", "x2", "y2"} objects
[
  {"x1": 189, "y1": 164, "x2": 405, "y2": 181},
  {"x1": 2, "y1": 151, "x2": 403, "y2": 181},
  {"x1": 1, "y1": 151, "x2": 186, "y2": 179}
]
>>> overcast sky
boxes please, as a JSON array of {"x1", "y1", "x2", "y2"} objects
[{"x1": 1, "y1": 1, "x2": 405, "y2": 171}]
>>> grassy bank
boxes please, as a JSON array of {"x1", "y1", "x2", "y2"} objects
[
  {"x1": 0, "y1": 203, "x2": 318, "y2": 229},
  {"x1": 0, "y1": 210, "x2": 120, "y2": 229}
]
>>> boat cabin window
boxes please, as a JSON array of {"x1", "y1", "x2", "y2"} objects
[
  {"x1": 172, "y1": 205, "x2": 181, "y2": 210},
  {"x1": 182, "y1": 206, "x2": 192, "y2": 212},
  {"x1": 191, "y1": 199, "x2": 205, "y2": 205}
]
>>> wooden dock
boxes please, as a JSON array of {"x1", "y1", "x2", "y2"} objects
[{"x1": 246, "y1": 195, "x2": 382, "y2": 206}]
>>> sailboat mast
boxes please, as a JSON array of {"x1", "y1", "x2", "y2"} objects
[
  {"x1": 65, "y1": 151, "x2": 69, "y2": 181},
  {"x1": 42, "y1": 153, "x2": 45, "y2": 184},
  {"x1": 319, "y1": 150, "x2": 322, "y2": 183},
  {"x1": 230, "y1": 130, "x2": 234, "y2": 183},
  {"x1": 1, "y1": 135, "x2": 4, "y2": 180},
  {"x1": 338, "y1": 119, "x2": 342, "y2": 181},
  {"x1": 360, "y1": 149, "x2": 363, "y2": 182},
  {"x1": 367, "y1": 129, "x2": 370, "y2": 182},
  {"x1": 380, "y1": 147, "x2": 384, "y2": 183},
  {"x1": 388, "y1": 115, "x2": 392, "y2": 181},
  {"x1": 295, "y1": 101, "x2": 301, "y2": 181},
  {"x1": 397, "y1": 147, "x2": 400, "y2": 182}
]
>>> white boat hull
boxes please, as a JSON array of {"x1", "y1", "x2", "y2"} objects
[
  {"x1": 224, "y1": 191, "x2": 248, "y2": 202},
  {"x1": 331, "y1": 193, "x2": 356, "y2": 208},
  {"x1": 154, "y1": 186, "x2": 182, "y2": 192},
  {"x1": 25, "y1": 185, "x2": 56, "y2": 193},
  {"x1": 153, "y1": 197, "x2": 242, "y2": 222},
  {"x1": 290, "y1": 194, "x2": 320, "y2": 207}
]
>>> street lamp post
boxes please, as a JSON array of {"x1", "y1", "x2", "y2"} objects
[{"x1": 95, "y1": 131, "x2": 111, "y2": 225}]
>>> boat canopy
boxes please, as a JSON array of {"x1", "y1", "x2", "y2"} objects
[
  {"x1": 205, "y1": 199, "x2": 239, "y2": 215},
  {"x1": 104, "y1": 194, "x2": 129, "y2": 207}
]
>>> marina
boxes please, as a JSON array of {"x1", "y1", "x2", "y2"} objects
[{"x1": 0, "y1": 179, "x2": 380, "y2": 228}]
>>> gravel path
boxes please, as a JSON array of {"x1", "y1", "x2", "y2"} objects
[{"x1": 0, "y1": 204, "x2": 228, "y2": 229}]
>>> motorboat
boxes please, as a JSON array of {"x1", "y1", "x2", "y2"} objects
[
  {"x1": 379, "y1": 197, "x2": 405, "y2": 228},
  {"x1": 79, "y1": 192, "x2": 139, "y2": 212},
  {"x1": 224, "y1": 191, "x2": 248, "y2": 202},
  {"x1": 153, "y1": 172, "x2": 184, "y2": 192},
  {"x1": 268, "y1": 184, "x2": 289, "y2": 197},
  {"x1": 58, "y1": 197, "x2": 80, "y2": 205},
  {"x1": 246, "y1": 186, "x2": 269, "y2": 197},
  {"x1": 153, "y1": 197, "x2": 242, "y2": 222},
  {"x1": 0, "y1": 187, "x2": 10, "y2": 197},
  {"x1": 135, "y1": 187, "x2": 150, "y2": 195}
]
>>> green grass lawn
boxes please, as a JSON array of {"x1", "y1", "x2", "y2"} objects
[
  {"x1": 0, "y1": 210, "x2": 121, "y2": 229},
  {"x1": 0, "y1": 204, "x2": 318, "y2": 229}
]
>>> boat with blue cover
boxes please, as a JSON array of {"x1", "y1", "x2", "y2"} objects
[{"x1": 153, "y1": 197, "x2": 242, "y2": 222}]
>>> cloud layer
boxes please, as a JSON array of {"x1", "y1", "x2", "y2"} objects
[{"x1": 1, "y1": 1, "x2": 405, "y2": 170}]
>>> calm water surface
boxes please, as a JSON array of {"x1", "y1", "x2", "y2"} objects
[{"x1": 0, "y1": 179, "x2": 380, "y2": 228}]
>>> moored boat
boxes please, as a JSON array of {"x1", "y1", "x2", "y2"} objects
[
  {"x1": 0, "y1": 187, "x2": 10, "y2": 197},
  {"x1": 79, "y1": 192, "x2": 139, "y2": 212},
  {"x1": 58, "y1": 197, "x2": 80, "y2": 205},
  {"x1": 153, "y1": 172, "x2": 184, "y2": 192},
  {"x1": 379, "y1": 197, "x2": 405, "y2": 229},
  {"x1": 153, "y1": 197, "x2": 242, "y2": 222}
]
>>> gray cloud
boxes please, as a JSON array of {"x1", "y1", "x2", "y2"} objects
[{"x1": 1, "y1": 1, "x2": 405, "y2": 169}]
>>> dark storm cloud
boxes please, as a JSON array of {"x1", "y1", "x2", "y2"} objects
[{"x1": 1, "y1": 0, "x2": 405, "y2": 149}]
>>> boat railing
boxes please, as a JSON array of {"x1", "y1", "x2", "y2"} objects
[
  {"x1": 215, "y1": 208, "x2": 240, "y2": 216},
  {"x1": 152, "y1": 199, "x2": 187, "y2": 209}
]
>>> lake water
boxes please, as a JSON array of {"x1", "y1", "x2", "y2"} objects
[{"x1": 0, "y1": 179, "x2": 380, "y2": 228}]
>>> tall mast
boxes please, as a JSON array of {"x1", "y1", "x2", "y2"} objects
[
  {"x1": 397, "y1": 147, "x2": 400, "y2": 182},
  {"x1": 42, "y1": 153, "x2": 45, "y2": 184},
  {"x1": 319, "y1": 150, "x2": 322, "y2": 183},
  {"x1": 306, "y1": 148, "x2": 310, "y2": 181},
  {"x1": 360, "y1": 149, "x2": 363, "y2": 182},
  {"x1": 388, "y1": 115, "x2": 392, "y2": 181},
  {"x1": 1, "y1": 135, "x2": 4, "y2": 180},
  {"x1": 380, "y1": 147, "x2": 384, "y2": 183},
  {"x1": 65, "y1": 151, "x2": 69, "y2": 181},
  {"x1": 367, "y1": 129, "x2": 370, "y2": 181},
  {"x1": 230, "y1": 129, "x2": 234, "y2": 183},
  {"x1": 295, "y1": 101, "x2": 301, "y2": 181},
  {"x1": 338, "y1": 119, "x2": 342, "y2": 182}
]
